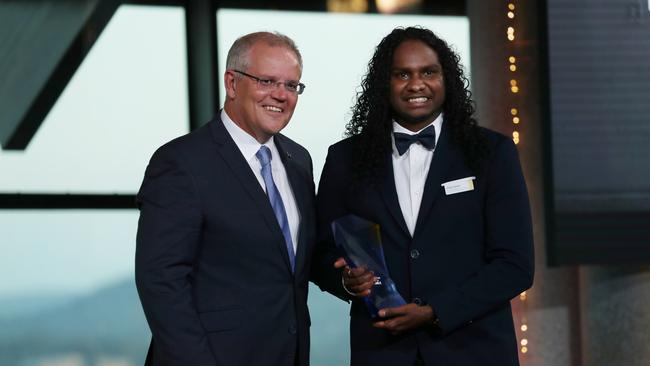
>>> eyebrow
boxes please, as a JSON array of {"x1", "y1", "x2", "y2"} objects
[{"x1": 391, "y1": 64, "x2": 441, "y2": 71}]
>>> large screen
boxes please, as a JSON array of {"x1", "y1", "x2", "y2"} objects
[{"x1": 0, "y1": 6, "x2": 470, "y2": 366}]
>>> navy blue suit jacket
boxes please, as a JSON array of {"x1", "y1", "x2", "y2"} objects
[
  {"x1": 312, "y1": 125, "x2": 534, "y2": 365},
  {"x1": 136, "y1": 116, "x2": 316, "y2": 366}
]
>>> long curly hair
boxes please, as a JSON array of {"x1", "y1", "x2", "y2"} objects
[{"x1": 345, "y1": 26, "x2": 488, "y2": 182}]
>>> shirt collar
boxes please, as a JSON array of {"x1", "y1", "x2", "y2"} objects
[
  {"x1": 221, "y1": 109, "x2": 276, "y2": 164},
  {"x1": 391, "y1": 113, "x2": 444, "y2": 157}
]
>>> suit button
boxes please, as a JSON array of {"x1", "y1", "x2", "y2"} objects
[
  {"x1": 413, "y1": 297, "x2": 422, "y2": 305},
  {"x1": 410, "y1": 249, "x2": 420, "y2": 259},
  {"x1": 288, "y1": 325, "x2": 297, "y2": 334}
]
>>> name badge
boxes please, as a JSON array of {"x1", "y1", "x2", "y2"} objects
[{"x1": 441, "y1": 176, "x2": 476, "y2": 195}]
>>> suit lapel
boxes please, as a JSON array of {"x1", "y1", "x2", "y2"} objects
[
  {"x1": 377, "y1": 154, "x2": 411, "y2": 240},
  {"x1": 209, "y1": 118, "x2": 293, "y2": 272},
  {"x1": 413, "y1": 123, "x2": 456, "y2": 240},
  {"x1": 276, "y1": 137, "x2": 310, "y2": 275}
]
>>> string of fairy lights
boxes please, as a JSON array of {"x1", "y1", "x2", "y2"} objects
[
  {"x1": 506, "y1": 1, "x2": 529, "y2": 358},
  {"x1": 507, "y1": 2, "x2": 520, "y2": 146}
]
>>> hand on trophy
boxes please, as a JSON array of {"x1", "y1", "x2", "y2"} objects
[
  {"x1": 331, "y1": 215, "x2": 407, "y2": 316},
  {"x1": 372, "y1": 303, "x2": 437, "y2": 335},
  {"x1": 334, "y1": 257, "x2": 376, "y2": 297}
]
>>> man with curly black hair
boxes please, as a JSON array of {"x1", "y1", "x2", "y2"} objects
[{"x1": 312, "y1": 27, "x2": 534, "y2": 365}]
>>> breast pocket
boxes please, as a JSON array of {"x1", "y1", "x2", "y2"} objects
[{"x1": 441, "y1": 186, "x2": 481, "y2": 213}]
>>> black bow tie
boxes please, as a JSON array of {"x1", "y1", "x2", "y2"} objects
[{"x1": 393, "y1": 125, "x2": 436, "y2": 156}]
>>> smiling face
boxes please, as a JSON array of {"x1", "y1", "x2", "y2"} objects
[
  {"x1": 389, "y1": 39, "x2": 445, "y2": 132},
  {"x1": 224, "y1": 42, "x2": 302, "y2": 143}
]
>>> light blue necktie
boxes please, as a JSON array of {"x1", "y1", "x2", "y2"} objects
[{"x1": 256, "y1": 145, "x2": 296, "y2": 271}]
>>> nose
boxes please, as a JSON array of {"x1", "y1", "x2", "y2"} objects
[
  {"x1": 407, "y1": 76, "x2": 426, "y2": 91},
  {"x1": 270, "y1": 83, "x2": 289, "y2": 101}
]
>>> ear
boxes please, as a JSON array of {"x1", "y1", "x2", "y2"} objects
[{"x1": 224, "y1": 71, "x2": 237, "y2": 99}]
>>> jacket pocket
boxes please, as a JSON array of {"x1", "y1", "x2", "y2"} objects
[{"x1": 199, "y1": 307, "x2": 243, "y2": 332}]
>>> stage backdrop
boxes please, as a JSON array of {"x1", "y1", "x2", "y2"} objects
[{"x1": 0, "y1": 5, "x2": 470, "y2": 365}]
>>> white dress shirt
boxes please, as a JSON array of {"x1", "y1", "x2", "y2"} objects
[
  {"x1": 392, "y1": 114, "x2": 443, "y2": 236},
  {"x1": 221, "y1": 110, "x2": 300, "y2": 253}
]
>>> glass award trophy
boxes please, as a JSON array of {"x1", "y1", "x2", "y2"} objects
[{"x1": 331, "y1": 214, "x2": 406, "y2": 318}]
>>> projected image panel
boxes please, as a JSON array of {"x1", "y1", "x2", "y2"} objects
[
  {"x1": 0, "y1": 210, "x2": 148, "y2": 366},
  {"x1": 0, "y1": 5, "x2": 189, "y2": 194},
  {"x1": 216, "y1": 9, "x2": 470, "y2": 365}
]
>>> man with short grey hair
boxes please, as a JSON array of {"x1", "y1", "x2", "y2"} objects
[
  {"x1": 136, "y1": 31, "x2": 315, "y2": 366},
  {"x1": 226, "y1": 31, "x2": 302, "y2": 71}
]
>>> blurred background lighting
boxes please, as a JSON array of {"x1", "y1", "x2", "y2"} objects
[
  {"x1": 375, "y1": 0, "x2": 422, "y2": 13},
  {"x1": 327, "y1": 0, "x2": 368, "y2": 12}
]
